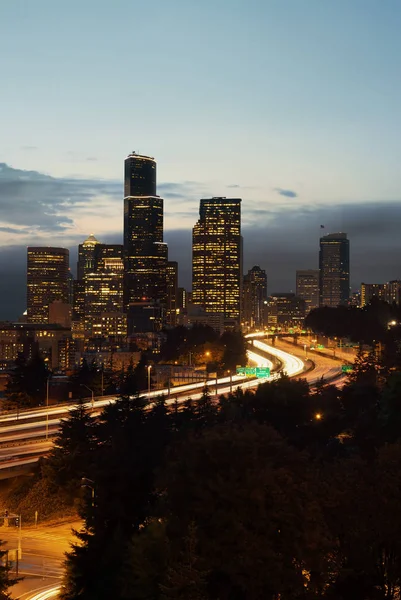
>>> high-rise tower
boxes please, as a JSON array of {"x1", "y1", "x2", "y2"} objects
[
  {"x1": 27, "y1": 247, "x2": 70, "y2": 323},
  {"x1": 319, "y1": 233, "x2": 350, "y2": 307},
  {"x1": 242, "y1": 266, "x2": 267, "y2": 329},
  {"x1": 296, "y1": 269, "x2": 319, "y2": 314},
  {"x1": 123, "y1": 152, "x2": 167, "y2": 333},
  {"x1": 192, "y1": 197, "x2": 242, "y2": 324},
  {"x1": 77, "y1": 234, "x2": 100, "y2": 280}
]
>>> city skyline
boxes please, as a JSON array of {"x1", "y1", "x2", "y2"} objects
[{"x1": 3, "y1": 1, "x2": 401, "y2": 316}]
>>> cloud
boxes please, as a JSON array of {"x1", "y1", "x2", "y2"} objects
[
  {"x1": 86, "y1": 157, "x2": 98, "y2": 162},
  {"x1": 274, "y1": 187, "x2": 298, "y2": 198},
  {"x1": 226, "y1": 184, "x2": 240, "y2": 188},
  {"x1": 0, "y1": 226, "x2": 26, "y2": 234},
  {"x1": 20, "y1": 145, "x2": 38, "y2": 151},
  {"x1": 0, "y1": 162, "x2": 121, "y2": 235}
]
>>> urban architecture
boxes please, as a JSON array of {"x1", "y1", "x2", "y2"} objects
[
  {"x1": 77, "y1": 234, "x2": 100, "y2": 280},
  {"x1": 27, "y1": 247, "x2": 70, "y2": 323},
  {"x1": 360, "y1": 280, "x2": 401, "y2": 307},
  {"x1": 123, "y1": 152, "x2": 167, "y2": 333},
  {"x1": 319, "y1": 233, "x2": 350, "y2": 307},
  {"x1": 242, "y1": 266, "x2": 267, "y2": 330},
  {"x1": 192, "y1": 197, "x2": 242, "y2": 325},
  {"x1": 296, "y1": 270, "x2": 319, "y2": 314},
  {"x1": 266, "y1": 293, "x2": 306, "y2": 329},
  {"x1": 166, "y1": 261, "x2": 178, "y2": 327}
]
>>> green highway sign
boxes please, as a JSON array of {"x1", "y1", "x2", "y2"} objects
[
  {"x1": 255, "y1": 367, "x2": 270, "y2": 378},
  {"x1": 342, "y1": 365, "x2": 353, "y2": 373},
  {"x1": 245, "y1": 367, "x2": 256, "y2": 376},
  {"x1": 236, "y1": 367, "x2": 246, "y2": 376}
]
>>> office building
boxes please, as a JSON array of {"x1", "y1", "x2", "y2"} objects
[
  {"x1": 242, "y1": 266, "x2": 267, "y2": 330},
  {"x1": 27, "y1": 247, "x2": 70, "y2": 323},
  {"x1": 77, "y1": 234, "x2": 100, "y2": 280},
  {"x1": 84, "y1": 271, "x2": 124, "y2": 338},
  {"x1": 296, "y1": 270, "x2": 319, "y2": 314},
  {"x1": 192, "y1": 197, "x2": 242, "y2": 324},
  {"x1": 360, "y1": 283, "x2": 386, "y2": 307},
  {"x1": 94, "y1": 244, "x2": 124, "y2": 272},
  {"x1": 319, "y1": 233, "x2": 350, "y2": 307},
  {"x1": 166, "y1": 261, "x2": 178, "y2": 327},
  {"x1": 385, "y1": 280, "x2": 401, "y2": 305},
  {"x1": 267, "y1": 293, "x2": 306, "y2": 329},
  {"x1": 123, "y1": 152, "x2": 167, "y2": 332}
]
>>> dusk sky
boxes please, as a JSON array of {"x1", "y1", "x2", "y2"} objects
[{"x1": 2, "y1": 0, "x2": 401, "y2": 318}]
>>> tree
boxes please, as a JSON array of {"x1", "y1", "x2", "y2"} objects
[
  {"x1": 0, "y1": 540, "x2": 18, "y2": 599},
  {"x1": 160, "y1": 424, "x2": 333, "y2": 600},
  {"x1": 42, "y1": 399, "x2": 95, "y2": 500},
  {"x1": 4, "y1": 351, "x2": 48, "y2": 410},
  {"x1": 161, "y1": 524, "x2": 208, "y2": 600}
]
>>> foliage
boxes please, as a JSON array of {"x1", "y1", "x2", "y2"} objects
[
  {"x1": 4, "y1": 351, "x2": 48, "y2": 410},
  {"x1": 0, "y1": 540, "x2": 19, "y2": 599}
]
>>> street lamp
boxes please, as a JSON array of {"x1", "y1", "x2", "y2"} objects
[
  {"x1": 80, "y1": 384, "x2": 94, "y2": 408},
  {"x1": 81, "y1": 477, "x2": 95, "y2": 508},
  {"x1": 147, "y1": 365, "x2": 152, "y2": 400},
  {"x1": 227, "y1": 370, "x2": 232, "y2": 394}
]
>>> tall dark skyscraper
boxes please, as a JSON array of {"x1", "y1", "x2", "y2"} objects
[
  {"x1": 242, "y1": 266, "x2": 267, "y2": 329},
  {"x1": 192, "y1": 197, "x2": 242, "y2": 324},
  {"x1": 27, "y1": 247, "x2": 70, "y2": 323},
  {"x1": 123, "y1": 152, "x2": 167, "y2": 333},
  {"x1": 319, "y1": 233, "x2": 350, "y2": 307}
]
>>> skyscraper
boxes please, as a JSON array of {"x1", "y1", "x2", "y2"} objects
[
  {"x1": 192, "y1": 197, "x2": 242, "y2": 324},
  {"x1": 242, "y1": 266, "x2": 267, "y2": 329},
  {"x1": 123, "y1": 152, "x2": 167, "y2": 332},
  {"x1": 77, "y1": 234, "x2": 100, "y2": 280},
  {"x1": 27, "y1": 247, "x2": 70, "y2": 323},
  {"x1": 166, "y1": 261, "x2": 178, "y2": 327},
  {"x1": 296, "y1": 270, "x2": 319, "y2": 314},
  {"x1": 319, "y1": 233, "x2": 350, "y2": 307}
]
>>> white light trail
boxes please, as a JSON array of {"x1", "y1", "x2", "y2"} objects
[{"x1": 28, "y1": 585, "x2": 61, "y2": 600}]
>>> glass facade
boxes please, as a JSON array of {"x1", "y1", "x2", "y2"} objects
[
  {"x1": 77, "y1": 234, "x2": 100, "y2": 280},
  {"x1": 123, "y1": 153, "x2": 167, "y2": 332},
  {"x1": 242, "y1": 266, "x2": 267, "y2": 329},
  {"x1": 319, "y1": 233, "x2": 350, "y2": 307},
  {"x1": 27, "y1": 247, "x2": 70, "y2": 323},
  {"x1": 296, "y1": 269, "x2": 319, "y2": 314},
  {"x1": 192, "y1": 197, "x2": 242, "y2": 322}
]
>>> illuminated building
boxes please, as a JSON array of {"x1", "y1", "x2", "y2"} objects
[
  {"x1": 84, "y1": 271, "x2": 124, "y2": 338},
  {"x1": 192, "y1": 197, "x2": 242, "y2": 324},
  {"x1": 296, "y1": 270, "x2": 319, "y2": 314},
  {"x1": 319, "y1": 233, "x2": 350, "y2": 307},
  {"x1": 73, "y1": 279, "x2": 85, "y2": 322},
  {"x1": 123, "y1": 152, "x2": 167, "y2": 332},
  {"x1": 360, "y1": 283, "x2": 386, "y2": 307},
  {"x1": 385, "y1": 280, "x2": 401, "y2": 304},
  {"x1": 94, "y1": 244, "x2": 124, "y2": 272},
  {"x1": 267, "y1": 293, "x2": 306, "y2": 329},
  {"x1": 360, "y1": 280, "x2": 401, "y2": 307},
  {"x1": 77, "y1": 234, "x2": 100, "y2": 279},
  {"x1": 166, "y1": 261, "x2": 178, "y2": 327},
  {"x1": 27, "y1": 247, "x2": 70, "y2": 323},
  {"x1": 177, "y1": 287, "x2": 187, "y2": 311},
  {"x1": 242, "y1": 266, "x2": 267, "y2": 330},
  {"x1": 49, "y1": 301, "x2": 72, "y2": 328}
]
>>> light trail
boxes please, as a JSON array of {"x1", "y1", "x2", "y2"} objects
[
  {"x1": 250, "y1": 338, "x2": 305, "y2": 377},
  {"x1": 20, "y1": 584, "x2": 60, "y2": 600}
]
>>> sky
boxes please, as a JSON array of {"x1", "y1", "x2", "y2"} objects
[{"x1": 1, "y1": 0, "x2": 401, "y2": 318}]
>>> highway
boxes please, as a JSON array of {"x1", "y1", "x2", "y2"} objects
[{"x1": 0, "y1": 339, "x2": 346, "y2": 473}]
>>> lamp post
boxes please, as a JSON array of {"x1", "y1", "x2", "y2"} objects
[
  {"x1": 80, "y1": 384, "x2": 94, "y2": 408},
  {"x1": 228, "y1": 370, "x2": 232, "y2": 394},
  {"x1": 147, "y1": 365, "x2": 152, "y2": 400},
  {"x1": 81, "y1": 477, "x2": 95, "y2": 508},
  {"x1": 46, "y1": 375, "x2": 50, "y2": 441}
]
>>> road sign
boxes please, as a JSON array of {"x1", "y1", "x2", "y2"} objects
[
  {"x1": 255, "y1": 367, "x2": 270, "y2": 378},
  {"x1": 342, "y1": 365, "x2": 353, "y2": 373},
  {"x1": 245, "y1": 367, "x2": 256, "y2": 376},
  {"x1": 236, "y1": 367, "x2": 246, "y2": 376}
]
